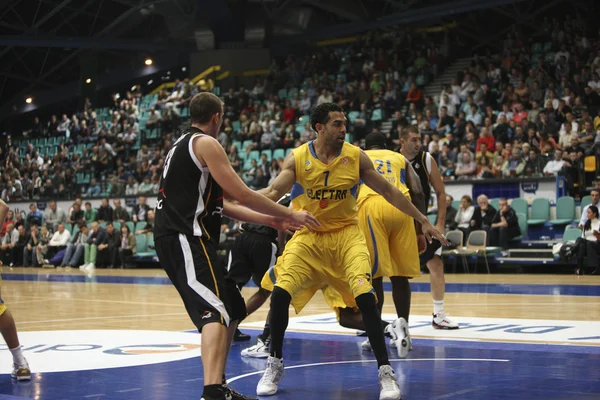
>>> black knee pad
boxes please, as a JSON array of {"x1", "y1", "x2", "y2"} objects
[
  {"x1": 270, "y1": 286, "x2": 292, "y2": 310},
  {"x1": 355, "y1": 292, "x2": 377, "y2": 311}
]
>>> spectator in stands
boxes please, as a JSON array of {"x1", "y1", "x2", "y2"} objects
[
  {"x1": 108, "y1": 176, "x2": 125, "y2": 197},
  {"x1": 113, "y1": 200, "x2": 129, "y2": 223},
  {"x1": 579, "y1": 189, "x2": 600, "y2": 228},
  {"x1": 475, "y1": 143, "x2": 493, "y2": 162},
  {"x1": 97, "y1": 223, "x2": 119, "y2": 269},
  {"x1": 455, "y1": 195, "x2": 474, "y2": 239},
  {"x1": 476, "y1": 127, "x2": 496, "y2": 152},
  {"x1": 85, "y1": 178, "x2": 101, "y2": 198},
  {"x1": 135, "y1": 210, "x2": 154, "y2": 236},
  {"x1": 455, "y1": 152, "x2": 477, "y2": 180},
  {"x1": 68, "y1": 202, "x2": 84, "y2": 225},
  {"x1": 502, "y1": 148, "x2": 525, "y2": 177},
  {"x1": 470, "y1": 195, "x2": 497, "y2": 234},
  {"x1": 117, "y1": 224, "x2": 136, "y2": 268},
  {"x1": 437, "y1": 194, "x2": 458, "y2": 231},
  {"x1": 524, "y1": 149, "x2": 543, "y2": 176},
  {"x1": 96, "y1": 198, "x2": 113, "y2": 223},
  {"x1": 489, "y1": 198, "x2": 520, "y2": 249},
  {"x1": 576, "y1": 205, "x2": 600, "y2": 275},
  {"x1": 12, "y1": 226, "x2": 28, "y2": 266},
  {"x1": 60, "y1": 224, "x2": 89, "y2": 268},
  {"x1": 0, "y1": 224, "x2": 19, "y2": 266},
  {"x1": 22, "y1": 225, "x2": 40, "y2": 267},
  {"x1": 44, "y1": 201, "x2": 67, "y2": 232},
  {"x1": 83, "y1": 202, "x2": 97, "y2": 223},
  {"x1": 26, "y1": 204, "x2": 42, "y2": 228},
  {"x1": 34, "y1": 225, "x2": 52, "y2": 266},
  {"x1": 543, "y1": 150, "x2": 566, "y2": 176},
  {"x1": 132, "y1": 197, "x2": 149, "y2": 222},
  {"x1": 47, "y1": 223, "x2": 71, "y2": 262},
  {"x1": 81, "y1": 221, "x2": 107, "y2": 272},
  {"x1": 1, "y1": 210, "x2": 14, "y2": 238},
  {"x1": 125, "y1": 176, "x2": 138, "y2": 196}
]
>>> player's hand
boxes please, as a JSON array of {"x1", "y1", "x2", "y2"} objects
[
  {"x1": 289, "y1": 210, "x2": 320, "y2": 232},
  {"x1": 421, "y1": 219, "x2": 449, "y2": 246},
  {"x1": 270, "y1": 218, "x2": 301, "y2": 236},
  {"x1": 417, "y1": 234, "x2": 427, "y2": 254}
]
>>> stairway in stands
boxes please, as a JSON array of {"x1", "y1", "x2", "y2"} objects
[{"x1": 423, "y1": 57, "x2": 473, "y2": 103}]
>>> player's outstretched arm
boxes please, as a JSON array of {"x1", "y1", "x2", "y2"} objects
[
  {"x1": 428, "y1": 156, "x2": 447, "y2": 232},
  {"x1": 359, "y1": 150, "x2": 446, "y2": 244},
  {"x1": 222, "y1": 202, "x2": 301, "y2": 234},
  {"x1": 196, "y1": 136, "x2": 318, "y2": 229},
  {"x1": 404, "y1": 160, "x2": 426, "y2": 215},
  {"x1": 257, "y1": 152, "x2": 296, "y2": 201}
]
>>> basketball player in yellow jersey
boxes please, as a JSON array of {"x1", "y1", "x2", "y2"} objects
[
  {"x1": 0, "y1": 199, "x2": 31, "y2": 381},
  {"x1": 322, "y1": 131, "x2": 427, "y2": 358},
  {"x1": 255, "y1": 103, "x2": 447, "y2": 400}
]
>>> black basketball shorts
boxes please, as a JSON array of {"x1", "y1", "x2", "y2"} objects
[
  {"x1": 155, "y1": 233, "x2": 246, "y2": 332},
  {"x1": 420, "y1": 238, "x2": 443, "y2": 264},
  {"x1": 226, "y1": 232, "x2": 278, "y2": 289}
]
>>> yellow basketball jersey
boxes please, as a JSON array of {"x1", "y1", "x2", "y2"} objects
[
  {"x1": 291, "y1": 141, "x2": 361, "y2": 232},
  {"x1": 357, "y1": 149, "x2": 410, "y2": 207}
]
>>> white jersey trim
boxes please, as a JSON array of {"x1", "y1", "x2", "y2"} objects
[
  {"x1": 179, "y1": 233, "x2": 230, "y2": 326},
  {"x1": 192, "y1": 169, "x2": 210, "y2": 237},
  {"x1": 424, "y1": 152, "x2": 433, "y2": 176},
  {"x1": 188, "y1": 133, "x2": 209, "y2": 172}
]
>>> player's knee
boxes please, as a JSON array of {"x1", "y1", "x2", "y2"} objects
[
  {"x1": 355, "y1": 292, "x2": 377, "y2": 311},
  {"x1": 427, "y1": 257, "x2": 444, "y2": 275},
  {"x1": 270, "y1": 286, "x2": 292, "y2": 311}
]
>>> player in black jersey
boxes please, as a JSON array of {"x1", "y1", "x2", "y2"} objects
[
  {"x1": 400, "y1": 126, "x2": 459, "y2": 329},
  {"x1": 153, "y1": 92, "x2": 319, "y2": 400},
  {"x1": 228, "y1": 193, "x2": 291, "y2": 357}
]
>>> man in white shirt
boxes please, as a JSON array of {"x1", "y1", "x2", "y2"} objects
[
  {"x1": 543, "y1": 150, "x2": 566, "y2": 176},
  {"x1": 316, "y1": 89, "x2": 333, "y2": 106},
  {"x1": 579, "y1": 189, "x2": 600, "y2": 228},
  {"x1": 46, "y1": 223, "x2": 71, "y2": 262},
  {"x1": 559, "y1": 113, "x2": 579, "y2": 135}
]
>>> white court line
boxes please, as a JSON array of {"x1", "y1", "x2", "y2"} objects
[
  {"x1": 226, "y1": 358, "x2": 510, "y2": 384},
  {"x1": 15, "y1": 312, "x2": 188, "y2": 325}
]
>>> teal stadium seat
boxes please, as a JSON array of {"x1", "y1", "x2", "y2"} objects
[
  {"x1": 272, "y1": 148, "x2": 285, "y2": 160},
  {"x1": 528, "y1": 198, "x2": 549, "y2": 226},
  {"x1": 489, "y1": 198, "x2": 500, "y2": 211},
  {"x1": 580, "y1": 195, "x2": 592, "y2": 211},
  {"x1": 510, "y1": 198, "x2": 528, "y2": 219},
  {"x1": 549, "y1": 196, "x2": 575, "y2": 225},
  {"x1": 562, "y1": 227, "x2": 582, "y2": 242}
]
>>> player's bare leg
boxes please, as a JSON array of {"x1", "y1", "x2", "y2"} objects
[
  {"x1": 427, "y1": 255, "x2": 458, "y2": 329},
  {"x1": 0, "y1": 308, "x2": 30, "y2": 381}
]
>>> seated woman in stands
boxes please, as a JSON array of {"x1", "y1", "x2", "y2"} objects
[{"x1": 577, "y1": 205, "x2": 600, "y2": 275}]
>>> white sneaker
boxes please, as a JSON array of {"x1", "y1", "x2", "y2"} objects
[
  {"x1": 11, "y1": 362, "x2": 31, "y2": 381},
  {"x1": 378, "y1": 365, "x2": 401, "y2": 400},
  {"x1": 241, "y1": 338, "x2": 269, "y2": 358},
  {"x1": 360, "y1": 339, "x2": 372, "y2": 351},
  {"x1": 388, "y1": 318, "x2": 411, "y2": 358},
  {"x1": 79, "y1": 263, "x2": 89, "y2": 270},
  {"x1": 256, "y1": 356, "x2": 284, "y2": 396},
  {"x1": 432, "y1": 312, "x2": 459, "y2": 330},
  {"x1": 85, "y1": 263, "x2": 96, "y2": 271}
]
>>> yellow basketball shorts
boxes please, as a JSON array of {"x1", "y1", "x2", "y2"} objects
[
  {"x1": 261, "y1": 224, "x2": 373, "y2": 314},
  {"x1": 358, "y1": 196, "x2": 420, "y2": 279}
]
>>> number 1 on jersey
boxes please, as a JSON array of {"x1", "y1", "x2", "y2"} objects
[
  {"x1": 323, "y1": 171, "x2": 330, "y2": 186},
  {"x1": 374, "y1": 159, "x2": 392, "y2": 175}
]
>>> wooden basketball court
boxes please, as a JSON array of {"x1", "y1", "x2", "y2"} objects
[{"x1": 0, "y1": 267, "x2": 598, "y2": 399}]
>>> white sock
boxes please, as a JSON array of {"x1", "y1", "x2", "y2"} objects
[
  {"x1": 433, "y1": 300, "x2": 444, "y2": 315},
  {"x1": 9, "y1": 345, "x2": 26, "y2": 366}
]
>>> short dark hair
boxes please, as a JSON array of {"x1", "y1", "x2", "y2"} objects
[
  {"x1": 365, "y1": 132, "x2": 387, "y2": 150},
  {"x1": 310, "y1": 102, "x2": 343, "y2": 132},
  {"x1": 189, "y1": 92, "x2": 223, "y2": 124},
  {"x1": 400, "y1": 125, "x2": 419, "y2": 140},
  {"x1": 591, "y1": 189, "x2": 600, "y2": 195}
]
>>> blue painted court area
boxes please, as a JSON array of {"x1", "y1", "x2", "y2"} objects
[
  {"x1": 0, "y1": 330, "x2": 599, "y2": 400},
  {"x1": 3, "y1": 272, "x2": 600, "y2": 296}
]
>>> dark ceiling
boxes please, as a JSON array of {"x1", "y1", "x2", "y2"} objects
[{"x1": 0, "y1": 0, "x2": 595, "y2": 120}]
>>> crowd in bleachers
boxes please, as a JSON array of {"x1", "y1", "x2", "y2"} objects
[
  {"x1": 1, "y1": 14, "x2": 600, "y2": 270},
  {"x1": 0, "y1": 197, "x2": 155, "y2": 270}
]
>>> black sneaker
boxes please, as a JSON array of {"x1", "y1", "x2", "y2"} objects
[
  {"x1": 223, "y1": 384, "x2": 258, "y2": 400},
  {"x1": 233, "y1": 328, "x2": 251, "y2": 342}
]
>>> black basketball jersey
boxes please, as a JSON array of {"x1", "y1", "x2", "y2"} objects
[
  {"x1": 240, "y1": 193, "x2": 291, "y2": 242},
  {"x1": 407, "y1": 150, "x2": 432, "y2": 202},
  {"x1": 154, "y1": 127, "x2": 223, "y2": 242}
]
